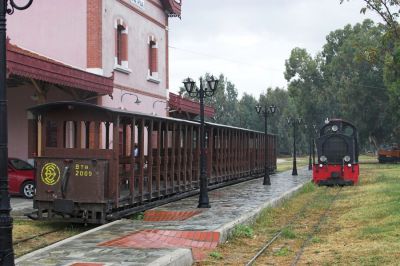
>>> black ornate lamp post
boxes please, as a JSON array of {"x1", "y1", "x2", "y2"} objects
[
  {"x1": 1, "y1": 1, "x2": 33, "y2": 264},
  {"x1": 255, "y1": 104, "x2": 276, "y2": 185},
  {"x1": 304, "y1": 124, "x2": 313, "y2": 171},
  {"x1": 312, "y1": 124, "x2": 318, "y2": 166},
  {"x1": 183, "y1": 76, "x2": 218, "y2": 208},
  {"x1": 287, "y1": 117, "x2": 302, "y2": 176}
]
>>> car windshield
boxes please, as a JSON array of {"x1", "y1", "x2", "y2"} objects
[{"x1": 9, "y1": 159, "x2": 34, "y2": 170}]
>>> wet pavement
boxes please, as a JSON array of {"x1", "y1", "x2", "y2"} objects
[
  {"x1": 11, "y1": 197, "x2": 33, "y2": 217},
  {"x1": 16, "y1": 168, "x2": 311, "y2": 266}
]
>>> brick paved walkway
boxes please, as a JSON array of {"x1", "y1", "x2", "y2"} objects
[{"x1": 16, "y1": 168, "x2": 311, "y2": 266}]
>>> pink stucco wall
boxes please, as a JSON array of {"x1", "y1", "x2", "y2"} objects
[
  {"x1": 7, "y1": 0, "x2": 87, "y2": 69},
  {"x1": 101, "y1": 89, "x2": 168, "y2": 116},
  {"x1": 103, "y1": 0, "x2": 169, "y2": 103},
  {"x1": 6, "y1": 0, "x2": 174, "y2": 160},
  {"x1": 7, "y1": 85, "x2": 74, "y2": 161}
]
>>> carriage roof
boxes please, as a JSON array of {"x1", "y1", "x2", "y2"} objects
[{"x1": 28, "y1": 101, "x2": 268, "y2": 135}]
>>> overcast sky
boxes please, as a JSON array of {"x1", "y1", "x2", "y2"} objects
[{"x1": 168, "y1": 0, "x2": 382, "y2": 97}]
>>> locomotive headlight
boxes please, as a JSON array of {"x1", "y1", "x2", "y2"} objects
[
  {"x1": 332, "y1": 125, "x2": 338, "y2": 132},
  {"x1": 343, "y1": 155, "x2": 351, "y2": 163},
  {"x1": 348, "y1": 163, "x2": 352, "y2": 167},
  {"x1": 320, "y1": 155, "x2": 327, "y2": 163}
]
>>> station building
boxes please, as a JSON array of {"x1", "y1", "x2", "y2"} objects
[{"x1": 6, "y1": 0, "x2": 214, "y2": 161}]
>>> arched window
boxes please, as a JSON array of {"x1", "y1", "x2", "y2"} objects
[
  {"x1": 114, "y1": 19, "x2": 130, "y2": 73},
  {"x1": 116, "y1": 24, "x2": 125, "y2": 65},
  {"x1": 147, "y1": 35, "x2": 160, "y2": 83}
]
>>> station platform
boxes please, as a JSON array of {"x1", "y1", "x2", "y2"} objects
[{"x1": 16, "y1": 168, "x2": 311, "y2": 266}]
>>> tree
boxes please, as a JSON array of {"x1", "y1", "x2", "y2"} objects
[
  {"x1": 284, "y1": 48, "x2": 327, "y2": 128},
  {"x1": 341, "y1": 0, "x2": 400, "y2": 141},
  {"x1": 322, "y1": 20, "x2": 392, "y2": 148}
]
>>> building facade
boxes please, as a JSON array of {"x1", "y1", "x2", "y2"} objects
[{"x1": 6, "y1": 0, "x2": 182, "y2": 160}]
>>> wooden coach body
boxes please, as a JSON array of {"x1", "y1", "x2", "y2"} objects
[{"x1": 28, "y1": 101, "x2": 277, "y2": 223}]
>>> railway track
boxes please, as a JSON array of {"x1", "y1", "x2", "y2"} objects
[
  {"x1": 13, "y1": 228, "x2": 66, "y2": 245},
  {"x1": 13, "y1": 224, "x2": 96, "y2": 257},
  {"x1": 245, "y1": 186, "x2": 342, "y2": 266}
]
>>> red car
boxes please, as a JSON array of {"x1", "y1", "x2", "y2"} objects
[{"x1": 8, "y1": 158, "x2": 35, "y2": 199}]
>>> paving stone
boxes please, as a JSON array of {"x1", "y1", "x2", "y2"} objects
[{"x1": 16, "y1": 168, "x2": 310, "y2": 266}]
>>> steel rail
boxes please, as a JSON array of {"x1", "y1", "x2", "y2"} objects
[
  {"x1": 291, "y1": 187, "x2": 343, "y2": 266},
  {"x1": 245, "y1": 186, "x2": 328, "y2": 266},
  {"x1": 13, "y1": 228, "x2": 65, "y2": 245}
]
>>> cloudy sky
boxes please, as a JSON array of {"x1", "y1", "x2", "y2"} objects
[{"x1": 168, "y1": 0, "x2": 382, "y2": 97}]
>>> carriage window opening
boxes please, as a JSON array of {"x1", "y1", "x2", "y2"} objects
[
  {"x1": 132, "y1": 124, "x2": 138, "y2": 154},
  {"x1": 160, "y1": 127, "x2": 165, "y2": 150},
  {"x1": 101, "y1": 122, "x2": 111, "y2": 150},
  {"x1": 46, "y1": 121, "x2": 58, "y2": 148},
  {"x1": 101, "y1": 122, "x2": 112, "y2": 149},
  {"x1": 167, "y1": 130, "x2": 173, "y2": 149},
  {"x1": 64, "y1": 121, "x2": 76, "y2": 148},
  {"x1": 144, "y1": 125, "x2": 149, "y2": 156},
  {"x1": 121, "y1": 123, "x2": 131, "y2": 156},
  {"x1": 118, "y1": 126, "x2": 125, "y2": 156},
  {"x1": 84, "y1": 121, "x2": 91, "y2": 149},
  {"x1": 193, "y1": 130, "x2": 198, "y2": 149},
  {"x1": 180, "y1": 129, "x2": 184, "y2": 148}
]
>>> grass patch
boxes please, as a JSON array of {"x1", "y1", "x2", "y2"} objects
[
  {"x1": 273, "y1": 246, "x2": 291, "y2": 256},
  {"x1": 299, "y1": 181, "x2": 316, "y2": 194},
  {"x1": 199, "y1": 161, "x2": 400, "y2": 266},
  {"x1": 276, "y1": 156, "x2": 308, "y2": 173},
  {"x1": 130, "y1": 212, "x2": 144, "y2": 220},
  {"x1": 209, "y1": 251, "x2": 223, "y2": 260},
  {"x1": 281, "y1": 227, "x2": 296, "y2": 239},
  {"x1": 230, "y1": 224, "x2": 254, "y2": 239}
]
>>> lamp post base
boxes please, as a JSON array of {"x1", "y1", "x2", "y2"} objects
[
  {"x1": 197, "y1": 203, "x2": 211, "y2": 208},
  {"x1": 198, "y1": 193, "x2": 211, "y2": 208},
  {"x1": 198, "y1": 174, "x2": 210, "y2": 208},
  {"x1": 292, "y1": 169, "x2": 298, "y2": 176},
  {"x1": 263, "y1": 167, "x2": 271, "y2": 185},
  {"x1": 0, "y1": 215, "x2": 15, "y2": 265},
  {"x1": 263, "y1": 175, "x2": 271, "y2": 185}
]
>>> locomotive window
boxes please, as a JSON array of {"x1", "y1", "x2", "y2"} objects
[{"x1": 343, "y1": 126, "x2": 354, "y2": 136}]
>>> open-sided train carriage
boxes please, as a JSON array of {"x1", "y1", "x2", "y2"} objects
[{"x1": 28, "y1": 101, "x2": 277, "y2": 223}]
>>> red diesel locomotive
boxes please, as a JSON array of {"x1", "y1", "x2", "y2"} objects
[{"x1": 313, "y1": 119, "x2": 359, "y2": 185}]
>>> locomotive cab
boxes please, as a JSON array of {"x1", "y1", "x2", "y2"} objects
[{"x1": 313, "y1": 119, "x2": 359, "y2": 185}]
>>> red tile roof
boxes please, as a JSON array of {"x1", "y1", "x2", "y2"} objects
[
  {"x1": 6, "y1": 39, "x2": 113, "y2": 95},
  {"x1": 169, "y1": 92, "x2": 215, "y2": 118},
  {"x1": 160, "y1": 0, "x2": 181, "y2": 17}
]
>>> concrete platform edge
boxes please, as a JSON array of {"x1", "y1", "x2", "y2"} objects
[
  {"x1": 217, "y1": 179, "x2": 310, "y2": 243},
  {"x1": 148, "y1": 248, "x2": 193, "y2": 266},
  {"x1": 15, "y1": 219, "x2": 124, "y2": 263}
]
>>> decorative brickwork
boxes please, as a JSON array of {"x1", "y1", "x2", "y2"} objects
[
  {"x1": 87, "y1": 0, "x2": 102, "y2": 69},
  {"x1": 99, "y1": 229, "x2": 220, "y2": 261}
]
